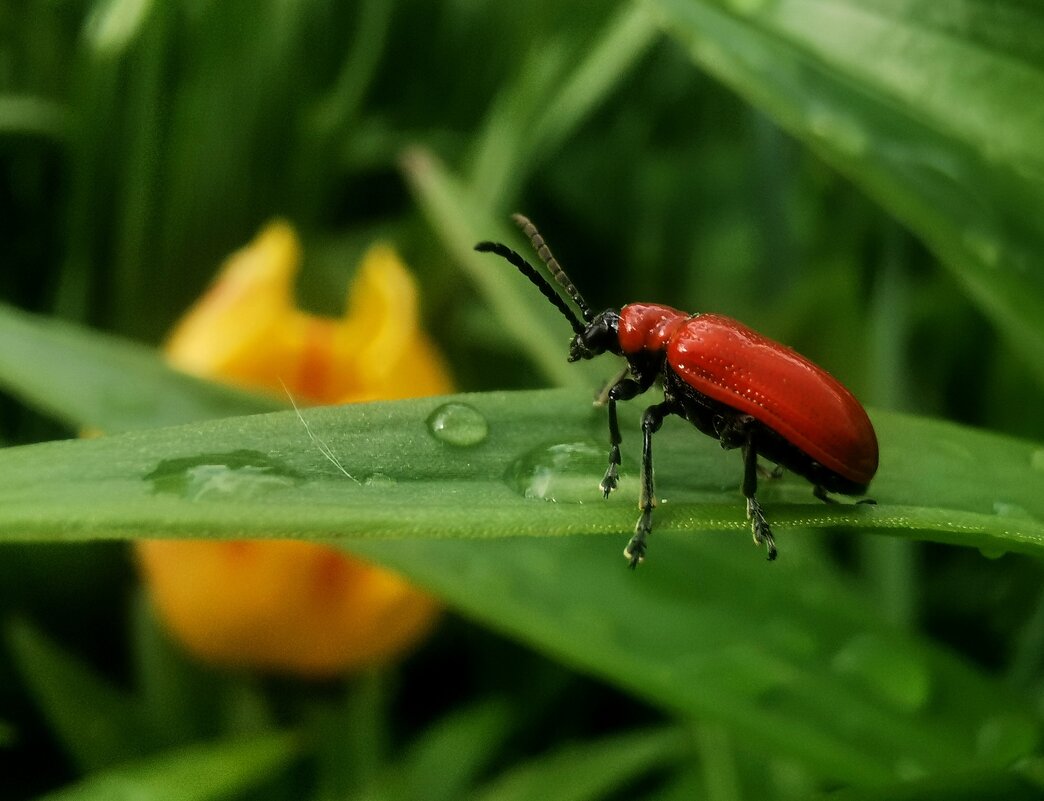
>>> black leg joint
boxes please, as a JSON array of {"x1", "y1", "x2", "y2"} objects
[
  {"x1": 600, "y1": 378, "x2": 643, "y2": 497},
  {"x1": 741, "y1": 427, "x2": 777, "y2": 560},
  {"x1": 624, "y1": 400, "x2": 677, "y2": 567}
]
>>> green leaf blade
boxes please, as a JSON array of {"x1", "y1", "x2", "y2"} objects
[
  {"x1": 36, "y1": 732, "x2": 299, "y2": 801},
  {"x1": 0, "y1": 302, "x2": 282, "y2": 434},
  {"x1": 469, "y1": 726, "x2": 687, "y2": 801},
  {"x1": 0, "y1": 391, "x2": 1039, "y2": 556},
  {"x1": 6, "y1": 618, "x2": 156, "y2": 772},
  {"x1": 342, "y1": 533, "x2": 1038, "y2": 785}
]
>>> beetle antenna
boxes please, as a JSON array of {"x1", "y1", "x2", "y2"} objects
[
  {"x1": 474, "y1": 241, "x2": 585, "y2": 336},
  {"x1": 511, "y1": 214, "x2": 593, "y2": 323}
]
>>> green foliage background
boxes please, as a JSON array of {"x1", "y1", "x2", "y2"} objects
[{"x1": 1, "y1": 0, "x2": 1043, "y2": 799}]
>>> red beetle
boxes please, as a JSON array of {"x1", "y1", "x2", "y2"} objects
[{"x1": 476, "y1": 215, "x2": 878, "y2": 567}]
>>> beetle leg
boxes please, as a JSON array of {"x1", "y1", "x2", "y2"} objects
[
  {"x1": 601, "y1": 378, "x2": 642, "y2": 497},
  {"x1": 816, "y1": 485, "x2": 877, "y2": 506},
  {"x1": 624, "y1": 400, "x2": 674, "y2": 568},
  {"x1": 742, "y1": 433, "x2": 778, "y2": 561},
  {"x1": 713, "y1": 413, "x2": 749, "y2": 450},
  {"x1": 759, "y1": 464, "x2": 784, "y2": 480},
  {"x1": 594, "y1": 364, "x2": 630, "y2": 407},
  {"x1": 812, "y1": 484, "x2": 836, "y2": 504}
]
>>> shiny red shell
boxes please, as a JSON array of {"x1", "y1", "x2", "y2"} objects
[{"x1": 618, "y1": 305, "x2": 878, "y2": 486}]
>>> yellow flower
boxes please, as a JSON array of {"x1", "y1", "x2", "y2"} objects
[{"x1": 136, "y1": 221, "x2": 450, "y2": 676}]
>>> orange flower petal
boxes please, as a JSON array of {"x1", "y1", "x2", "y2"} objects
[
  {"x1": 165, "y1": 221, "x2": 301, "y2": 391},
  {"x1": 136, "y1": 540, "x2": 440, "y2": 676},
  {"x1": 137, "y1": 221, "x2": 452, "y2": 676},
  {"x1": 324, "y1": 244, "x2": 453, "y2": 403}
]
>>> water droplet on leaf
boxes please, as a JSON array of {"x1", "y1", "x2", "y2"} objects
[
  {"x1": 145, "y1": 450, "x2": 301, "y2": 501},
  {"x1": 992, "y1": 500, "x2": 1033, "y2": 520},
  {"x1": 363, "y1": 472, "x2": 397, "y2": 488},
  {"x1": 507, "y1": 441, "x2": 605, "y2": 503},
  {"x1": 426, "y1": 402, "x2": 489, "y2": 447},
  {"x1": 978, "y1": 546, "x2": 1008, "y2": 561}
]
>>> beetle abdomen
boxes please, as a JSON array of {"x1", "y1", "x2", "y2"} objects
[{"x1": 667, "y1": 314, "x2": 878, "y2": 486}]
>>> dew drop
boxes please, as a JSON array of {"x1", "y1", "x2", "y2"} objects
[
  {"x1": 363, "y1": 472, "x2": 397, "y2": 488},
  {"x1": 831, "y1": 633, "x2": 931, "y2": 712},
  {"x1": 145, "y1": 450, "x2": 301, "y2": 501},
  {"x1": 426, "y1": 402, "x2": 489, "y2": 447},
  {"x1": 977, "y1": 502, "x2": 1035, "y2": 559},
  {"x1": 506, "y1": 441, "x2": 605, "y2": 503},
  {"x1": 992, "y1": 500, "x2": 1033, "y2": 520},
  {"x1": 978, "y1": 546, "x2": 1008, "y2": 561}
]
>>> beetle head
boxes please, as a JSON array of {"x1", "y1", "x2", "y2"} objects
[{"x1": 569, "y1": 309, "x2": 621, "y2": 362}]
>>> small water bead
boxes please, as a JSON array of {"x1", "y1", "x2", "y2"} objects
[
  {"x1": 363, "y1": 472, "x2": 397, "y2": 488},
  {"x1": 507, "y1": 441, "x2": 606, "y2": 503},
  {"x1": 978, "y1": 547, "x2": 1008, "y2": 561},
  {"x1": 146, "y1": 450, "x2": 301, "y2": 501},
  {"x1": 426, "y1": 402, "x2": 489, "y2": 447}
]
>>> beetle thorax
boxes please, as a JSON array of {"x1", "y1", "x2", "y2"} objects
[{"x1": 617, "y1": 303, "x2": 689, "y2": 356}]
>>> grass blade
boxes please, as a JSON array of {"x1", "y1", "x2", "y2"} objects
[
  {"x1": 0, "y1": 302, "x2": 282, "y2": 433},
  {"x1": 36, "y1": 732, "x2": 298, "y2": 801},
  {"x1": 0, "y1": 391, "x2": 1038, "y2": 558}
]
